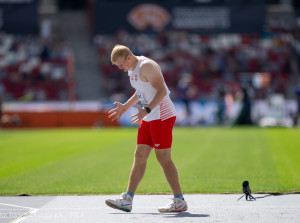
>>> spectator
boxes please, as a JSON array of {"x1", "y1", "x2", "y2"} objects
[
  {"x1": 177, "y1": 73, "x2": 197, "y2": 125},
  {"x1": 233, "y1": 88, "x2": 253, "y2": 125},
  {"x1": 216, "y1": 88, "x2": 226, "y2": 125}
]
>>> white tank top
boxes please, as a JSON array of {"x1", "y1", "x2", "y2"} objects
[{"x1": 128, "y1": 56, "x2": 176, "y2": 122}]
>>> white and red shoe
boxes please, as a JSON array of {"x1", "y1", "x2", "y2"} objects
[{"x1": 158, "y1": 198, "x2": 188, "y2": 213}]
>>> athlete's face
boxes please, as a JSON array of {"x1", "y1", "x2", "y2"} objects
[{"x1": 115, "y1": 55, "x2": 130, "y2": 72}]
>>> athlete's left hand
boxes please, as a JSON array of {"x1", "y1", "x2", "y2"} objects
[{"x1": 131, "y1": 105, "x2": 147, "y2": 124}]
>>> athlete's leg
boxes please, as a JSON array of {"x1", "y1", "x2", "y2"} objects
[
  {"x1": 105, "y1": 145, "x2": 151, "y2": 212},
  {"x1": 105, "y1": 120, "x2": 152, "y2": 212},
  {"x1": 155, "y1": 148, "x2": 182, "y2": 195},
  {"x1": 155, "y1": 148, "x2": 188, "y2": 213},
  {"x1": 127, "y1": 144, "x2": 152, "y2": 194}
]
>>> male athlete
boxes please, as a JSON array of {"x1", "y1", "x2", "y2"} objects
[{"x1": 106, "y1": 44, "x2": 187, "y2": 213}]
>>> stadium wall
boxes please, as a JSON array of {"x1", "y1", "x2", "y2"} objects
[
  {"x1": 1, "y1": 100, "x2": 297, "y2": 128},
  {"x1": 1, "y1": 111, "x2": 118, "y2": 128},
  {"x1": 1, "y1": 101, "x2": 118, "y2": 128}
]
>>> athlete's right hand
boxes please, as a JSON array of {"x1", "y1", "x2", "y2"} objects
[{"x1": 108, "y1": 102, "x2": 127, "y2": 121}]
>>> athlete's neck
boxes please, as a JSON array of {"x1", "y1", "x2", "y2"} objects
[{"x1": 129, "y1": 56, "x2": 139, "y2": 71}]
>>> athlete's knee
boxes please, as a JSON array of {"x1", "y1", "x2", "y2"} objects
[
  {"x1": 155, "y1": 153, "x2": 172, "y2": 166},
  {"x1": 134, "y1": 149, "x2": 149, "y2": 162}
]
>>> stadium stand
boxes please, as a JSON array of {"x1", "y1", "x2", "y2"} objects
[
  {"x1": 0, "y1": 32, "x2": 72, "y2": 101},
  {"x1": 94, "y1": 31, "x2": 294, "y2": 101}
]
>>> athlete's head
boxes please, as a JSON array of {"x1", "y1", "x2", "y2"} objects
[{"x1": 111, "y1": 44, "x2": 135, "y2": 72}]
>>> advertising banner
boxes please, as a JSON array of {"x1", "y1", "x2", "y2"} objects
[{"x1": 93, "y1": 1, "x2": 265, "y2": 34}]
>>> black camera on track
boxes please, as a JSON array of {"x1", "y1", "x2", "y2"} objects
[{"x1": 238, "y1": 180, "x2": 256, "y2": 201}]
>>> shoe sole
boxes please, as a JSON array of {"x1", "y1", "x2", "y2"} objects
[{"x1": 105, "y1": 200, "x2": 131, "y2": 212}]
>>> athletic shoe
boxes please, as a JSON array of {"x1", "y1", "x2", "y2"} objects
[
  {"x1": 105, "y1": 193, "x2": 132, "y2": 212},
  {"x1": 158, "y1": 198, "x2": 188, "y2": 213}
]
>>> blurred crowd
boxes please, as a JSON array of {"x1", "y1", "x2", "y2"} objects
[
  {"x1": 0, "y1": 32, "x2": 72, "y2": 101},
  {"x1": 0, "y1": 30, "x2": 297, "y2": 105},
  {"x1": 94, "y1": 31, "x2": 294, "y2": 102}
]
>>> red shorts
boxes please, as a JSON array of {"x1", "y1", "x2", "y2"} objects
[{"x1": 137, "y1": 116, "x2": 176, "y2": 149}]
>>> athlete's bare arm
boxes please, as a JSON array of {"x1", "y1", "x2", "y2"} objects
[
  {"x1": 108, "y1": 92, "x2": 139, "y2": 121},
  {"x1": 140, "y1": 61, "x2": 166, "y2": 110},
  {"x1": 131, "y1": 61, "x2": 167, "y2": 124},
  {"x1": 124, "y1": 91, "x2": 140, "y2": 109}
]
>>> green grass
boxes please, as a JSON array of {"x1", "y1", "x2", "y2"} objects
[{"x1": 0, "y1": 127, "x2": 300, "y2": 195}]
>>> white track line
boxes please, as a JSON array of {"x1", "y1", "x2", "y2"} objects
[
  {"x1": 0, "y1": 202, "x2": 39, "y2": 223},
  {"x1": 12, "y1": 208, "x2": 39, "y2": 223}
]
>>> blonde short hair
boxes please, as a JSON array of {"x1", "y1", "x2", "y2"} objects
[{"x1": 111, "y1": 44, "x2": 133, "y2": 64}]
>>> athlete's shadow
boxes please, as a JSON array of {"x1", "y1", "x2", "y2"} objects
[
  {"x1": 110, "y1": 212, "x2": 209, "y2": 218},
  {"x1": 163, "y1": 212, "x2": 209, "y2": 218}
]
